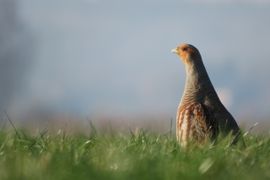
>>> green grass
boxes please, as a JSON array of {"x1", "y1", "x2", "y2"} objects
[{"x1": 0, "y1": 129, "x2": 270, "y2": 180}]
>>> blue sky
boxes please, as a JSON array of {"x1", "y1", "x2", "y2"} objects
[{"x1": 12, "y1": 0, "x2": 270, "y2": 119}]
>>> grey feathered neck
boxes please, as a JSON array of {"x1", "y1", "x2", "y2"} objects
[{"x1": 180, "y1": 54, "x2": 216, "y2": 106}]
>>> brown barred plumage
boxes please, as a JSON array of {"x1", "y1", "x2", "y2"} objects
[
  {"x1": 172, "y1": 43, "x2": 240, "y2": 147},
  {"x1": 177, "y1": 103, "x2": 209, "y2": 146}
]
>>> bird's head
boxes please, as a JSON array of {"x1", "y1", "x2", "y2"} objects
[{"x1": 171, "y1": 43, "x2": 201, "y2": 65}]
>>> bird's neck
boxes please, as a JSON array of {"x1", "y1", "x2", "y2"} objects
[{"x1": 180, "y1": 61, "x2": 216, "y2": 106}]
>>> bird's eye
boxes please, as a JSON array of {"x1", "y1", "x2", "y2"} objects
[{"x1": 182, "y1": 47, "x2": 187, "y2": 51}]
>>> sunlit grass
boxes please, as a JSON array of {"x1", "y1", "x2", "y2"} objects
[{"x1": 0, "y1": 129, "x2": 269, "y2": 180}]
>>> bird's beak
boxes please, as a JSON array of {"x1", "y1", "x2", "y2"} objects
[{"x1": 171, "y1": 48, "x2": 178, "y2": 54}]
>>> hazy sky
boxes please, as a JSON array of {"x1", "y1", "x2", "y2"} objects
[{"x1": 11, "y1": 0, "x2": 270, "y2": 119}]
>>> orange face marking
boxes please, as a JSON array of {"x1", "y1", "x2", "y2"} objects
[
  {"x1": 179, "y1": 44, "x2": 189, "y2": 61},
  {"x1": 174, "y1": 43, "x2": 198, "y2": 64}
]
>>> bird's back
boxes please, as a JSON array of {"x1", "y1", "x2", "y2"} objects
[{"x1": 202, "y1": 93, "x2": 240, "y2": 138}]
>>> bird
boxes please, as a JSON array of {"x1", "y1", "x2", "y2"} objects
[{"x1": 171, "y1": 43, "x2": 240, "y2": 147}]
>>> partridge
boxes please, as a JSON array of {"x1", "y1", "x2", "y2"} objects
[{"x1": 171, "y1": 43, "x2": 240, "y2": 147}]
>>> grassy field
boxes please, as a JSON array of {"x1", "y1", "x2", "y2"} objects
[{"x1": 0, "y1": 129, "x2": 270, "y2": 180}]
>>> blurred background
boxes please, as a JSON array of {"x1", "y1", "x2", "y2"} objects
[{"x1": 1, "y1": 0, "x2": 270, "y2": 133}]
